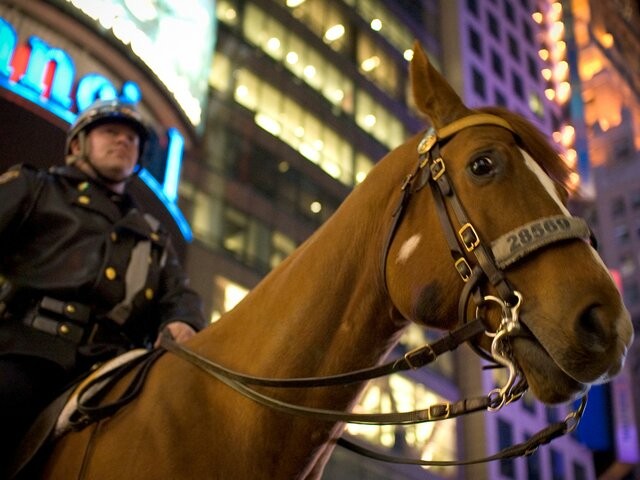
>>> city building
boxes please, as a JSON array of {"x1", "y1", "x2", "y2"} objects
[
  {"x1": 1, "y1": 0, "x2": 633, "y2": 479},
  {"x1": 571, "y1": 1, "x2": 640, "y2": 478}
]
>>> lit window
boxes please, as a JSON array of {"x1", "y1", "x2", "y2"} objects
[
  {"x1": 361, "y1": 56, "x2": 380, "y2": 72},
  {"x1": 346, "y1": 376, "x2": 457, "y2": 478},
  {"x1": 210, "y1": 276, "x2": 248, "y2": 323},
  {"x1": 355, "y1": 153, "x2": 374, "y2": 184},
  {"x1": 271, "y1": 231, "x2": 296, "y2": 268},
  {"x1": 324, "y1": 24, "x2": 345, "y2": 42},
  {"x1": 208, "y1": 52, "x2": 231, "y2": 92},
  {"x1": 266, "y1": 37, "x2": 281, "y2": 53},
  {"x1": 285, "y1": 51, "x2": 298, "y2": 65},
  {"x1": 309, "y1": 201, "x2": 322, "y2": 213},
  {"x1": 255, "y1": 113, "x2": 282, "y2": 136},
  {"x1": 216, "y1": 0, "x2": 238, "y2": 25}
]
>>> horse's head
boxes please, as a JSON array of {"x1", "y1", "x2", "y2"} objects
[{"x1": 384, "y1": 43, "x2": 633, "y2": 404}]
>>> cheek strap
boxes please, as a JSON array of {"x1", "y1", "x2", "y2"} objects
[{"x1": 490, "y1": 215, "x2": 592, "y2": 269}]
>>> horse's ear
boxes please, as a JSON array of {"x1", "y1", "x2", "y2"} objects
[{"x1": 410, "y1": 41, "x2": 470, "y2": 128}]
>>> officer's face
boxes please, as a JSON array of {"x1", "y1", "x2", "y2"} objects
[{"x1": 78, "y1": 123, "x2": 140, "y2": 182}]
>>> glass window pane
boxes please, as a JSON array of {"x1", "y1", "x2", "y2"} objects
[
  {"x1": 284, "y1": 35, "x2": 306, "y2": 78},
  {"x1": 247, "y1": 221, "x2": 271, "y2": 269},
  {"x1": 355, "y1": 153, "x2": 374, "y2": 184},
  {"x1": 217, "y1": 0, "x2": 239, "y2": 26},
  {"x1": 235, "y1": 69, "x2": 258, "y2": 111},
  {"x1": 192, "y1": 191, "x2": 221, "y2": 248},
  {"x1": 271, "y1": 231, "x2": 296, "y2": 268},
  {"x1": 263, "y1": 17, "x2": 285, "y2": 62},
  {"x1": 243, "y1": 4, "x2": 265, "y2": 48},
  {"x1": 281, "y1": 98, "x2": 304, "y2": 149},
  {"x1": 209, "y1": 52, "x2": 231, "y2": 93},
  {"x1": 222, "y1": 207, "x2": 248, "y2": 259}
]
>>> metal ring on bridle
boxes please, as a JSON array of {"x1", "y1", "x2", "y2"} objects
[
  {"x1": 564, "y1": 395, "x2": 588, "y2": 433},
  {"x1": 482, "y1": 291, "x2": 526, "y2": 410}
]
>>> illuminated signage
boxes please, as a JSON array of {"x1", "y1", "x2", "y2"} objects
[
  {"x1": 611, "y1": 364, "x2": 640, "y2": 463},
  {"x1": 57, "y1": 0, "x2": 216, "y2": 127},
  {"x1": 0, "y1": 15, "x2": 192, "y2": 241},
  {"x1": 609, "y1": 269, "x2": 640, "y2": 463}
]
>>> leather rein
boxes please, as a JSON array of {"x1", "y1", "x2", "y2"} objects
[{"x1": 81, "y1": 113, "x2": 594, "y2": 468}]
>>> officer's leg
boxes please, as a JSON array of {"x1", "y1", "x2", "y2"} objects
[{"x1": 0, "y1": 356, "x2": 66, "y2": 471}]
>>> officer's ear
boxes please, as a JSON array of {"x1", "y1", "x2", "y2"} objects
[{"x1": 69, "y1": 138, "x2": 81, "y2": 155}]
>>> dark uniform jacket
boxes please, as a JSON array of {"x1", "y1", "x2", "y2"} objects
[{"x1": 0, "y1": 164, "x2": 205, "y2": 372}]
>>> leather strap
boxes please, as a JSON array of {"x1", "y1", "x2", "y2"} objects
[
  {"x1": 438, "y1": 113, "x2": 515, "y2": 139},
  {"x1": 160, "y1": 319, "x2": 486, "y2": 388},
  {"x1": 164, "y1": 334, "x2": 494, "y2": 425},
  {"x1": 337, "y1": 420, "x2": 569, "y2": 466},
  {"x1": 71, "y1": 348, "x2": 164, "y2": 428}
]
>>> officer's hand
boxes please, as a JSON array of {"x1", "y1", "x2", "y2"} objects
[{"x1": 154, "y1": 321, "x2": 196, "y2": 347}]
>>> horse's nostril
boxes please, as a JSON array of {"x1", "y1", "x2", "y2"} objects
[{"x1": 577, "y1": 304, "x2": 609, "y2": 349}]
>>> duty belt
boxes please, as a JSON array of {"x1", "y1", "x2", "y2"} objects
[{"x1": 24, "y1": 297, "x2": 92, "y2": 344}]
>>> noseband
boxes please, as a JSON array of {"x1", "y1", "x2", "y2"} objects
[{"x1": 382, "y1": 113, "x2": 592, "y2": 401}]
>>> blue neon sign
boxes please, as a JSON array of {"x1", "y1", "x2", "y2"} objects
[{"x1": 0, "y1": 15, "x2": 192, "y2": 241}]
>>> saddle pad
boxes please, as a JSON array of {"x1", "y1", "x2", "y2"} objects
[{"x1": 54, "y1": 348, "x2": 148, "y2": 437}]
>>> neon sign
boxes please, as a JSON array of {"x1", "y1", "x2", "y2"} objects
[
  {"x1": 0, "y1": 15, "x2": 192, "y2": 241},
  {"x1": 59, "y1": 0, "x2": 216, "y2": 127}
]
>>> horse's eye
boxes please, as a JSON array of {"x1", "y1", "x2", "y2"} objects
[{"x1": 470, "y1": 156, "x2": 495, "y2": 176}]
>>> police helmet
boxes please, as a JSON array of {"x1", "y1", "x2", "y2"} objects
[{"x1": 66, "y1": 99, "x2": 150, "y2": 161}]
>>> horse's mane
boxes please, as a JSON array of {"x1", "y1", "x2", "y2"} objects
[{"x1": 476, "y1": 106, "x2": 573, "y2": 192}]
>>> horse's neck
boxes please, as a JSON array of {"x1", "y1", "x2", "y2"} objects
[
  {"x1": 196, "y1": 175, "x2": 407, "y2": 391},
  {"x1": 155, "y1": 153, "x2": 412, "y2": 478}
]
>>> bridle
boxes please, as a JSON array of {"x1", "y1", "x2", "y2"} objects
[
  {"x1": 380, "y1": 113, "x2": 593, "y2": 398},
  {"x1": 77, "y1": 113, "x2": 595, "y2": 468}
]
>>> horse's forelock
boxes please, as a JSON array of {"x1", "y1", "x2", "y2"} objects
[{"x1": 477, "y1": 107, "x2": 573, "y2": 194}]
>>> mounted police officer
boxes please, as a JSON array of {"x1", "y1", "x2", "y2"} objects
[{"x1": 0, "y1": 99, "x2": 205, "y2": 468}]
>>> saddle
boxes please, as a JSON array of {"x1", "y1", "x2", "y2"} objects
[{"x1": 6, "y1": 348, "x2": 159, "y2": 479}]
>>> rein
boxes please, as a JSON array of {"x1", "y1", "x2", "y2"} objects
[
  {"x1": 160, "y1": 318, "x2": 486, "y2": 388},
  {"x1": 338, "y1": 396, "x2": 587, "y2": 468},
  {"x1": 161, "y1": 332, "x2": 588, "y2": 467}
]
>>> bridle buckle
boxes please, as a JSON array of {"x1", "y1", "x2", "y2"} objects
[
  {"x1": 427, "y1": 403, "x2": 451, "y2": 420},
  {"x1": 430, "y1": 157, "x2": 446, "y2": 180},
  {"x1": 459, "y1": 223, "x2": 480, "y2": 252},
  {"x1": 454, "y1": 257, "x2": 472, "y2": 282}
]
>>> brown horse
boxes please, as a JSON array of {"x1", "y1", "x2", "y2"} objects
[{"x1": 37, "y1": 43, "x2": 632, "y2": 479}]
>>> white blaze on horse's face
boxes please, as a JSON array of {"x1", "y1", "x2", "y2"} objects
[
  {"x1": 396, "y1": 234, "x2": 422, "y2": 264},
  {"x1": 520, "y1": 149, "x2": 570, "y2": 216},
  {"x1": 521, "y1": 149, "x2": 609, "y2": 269}
]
